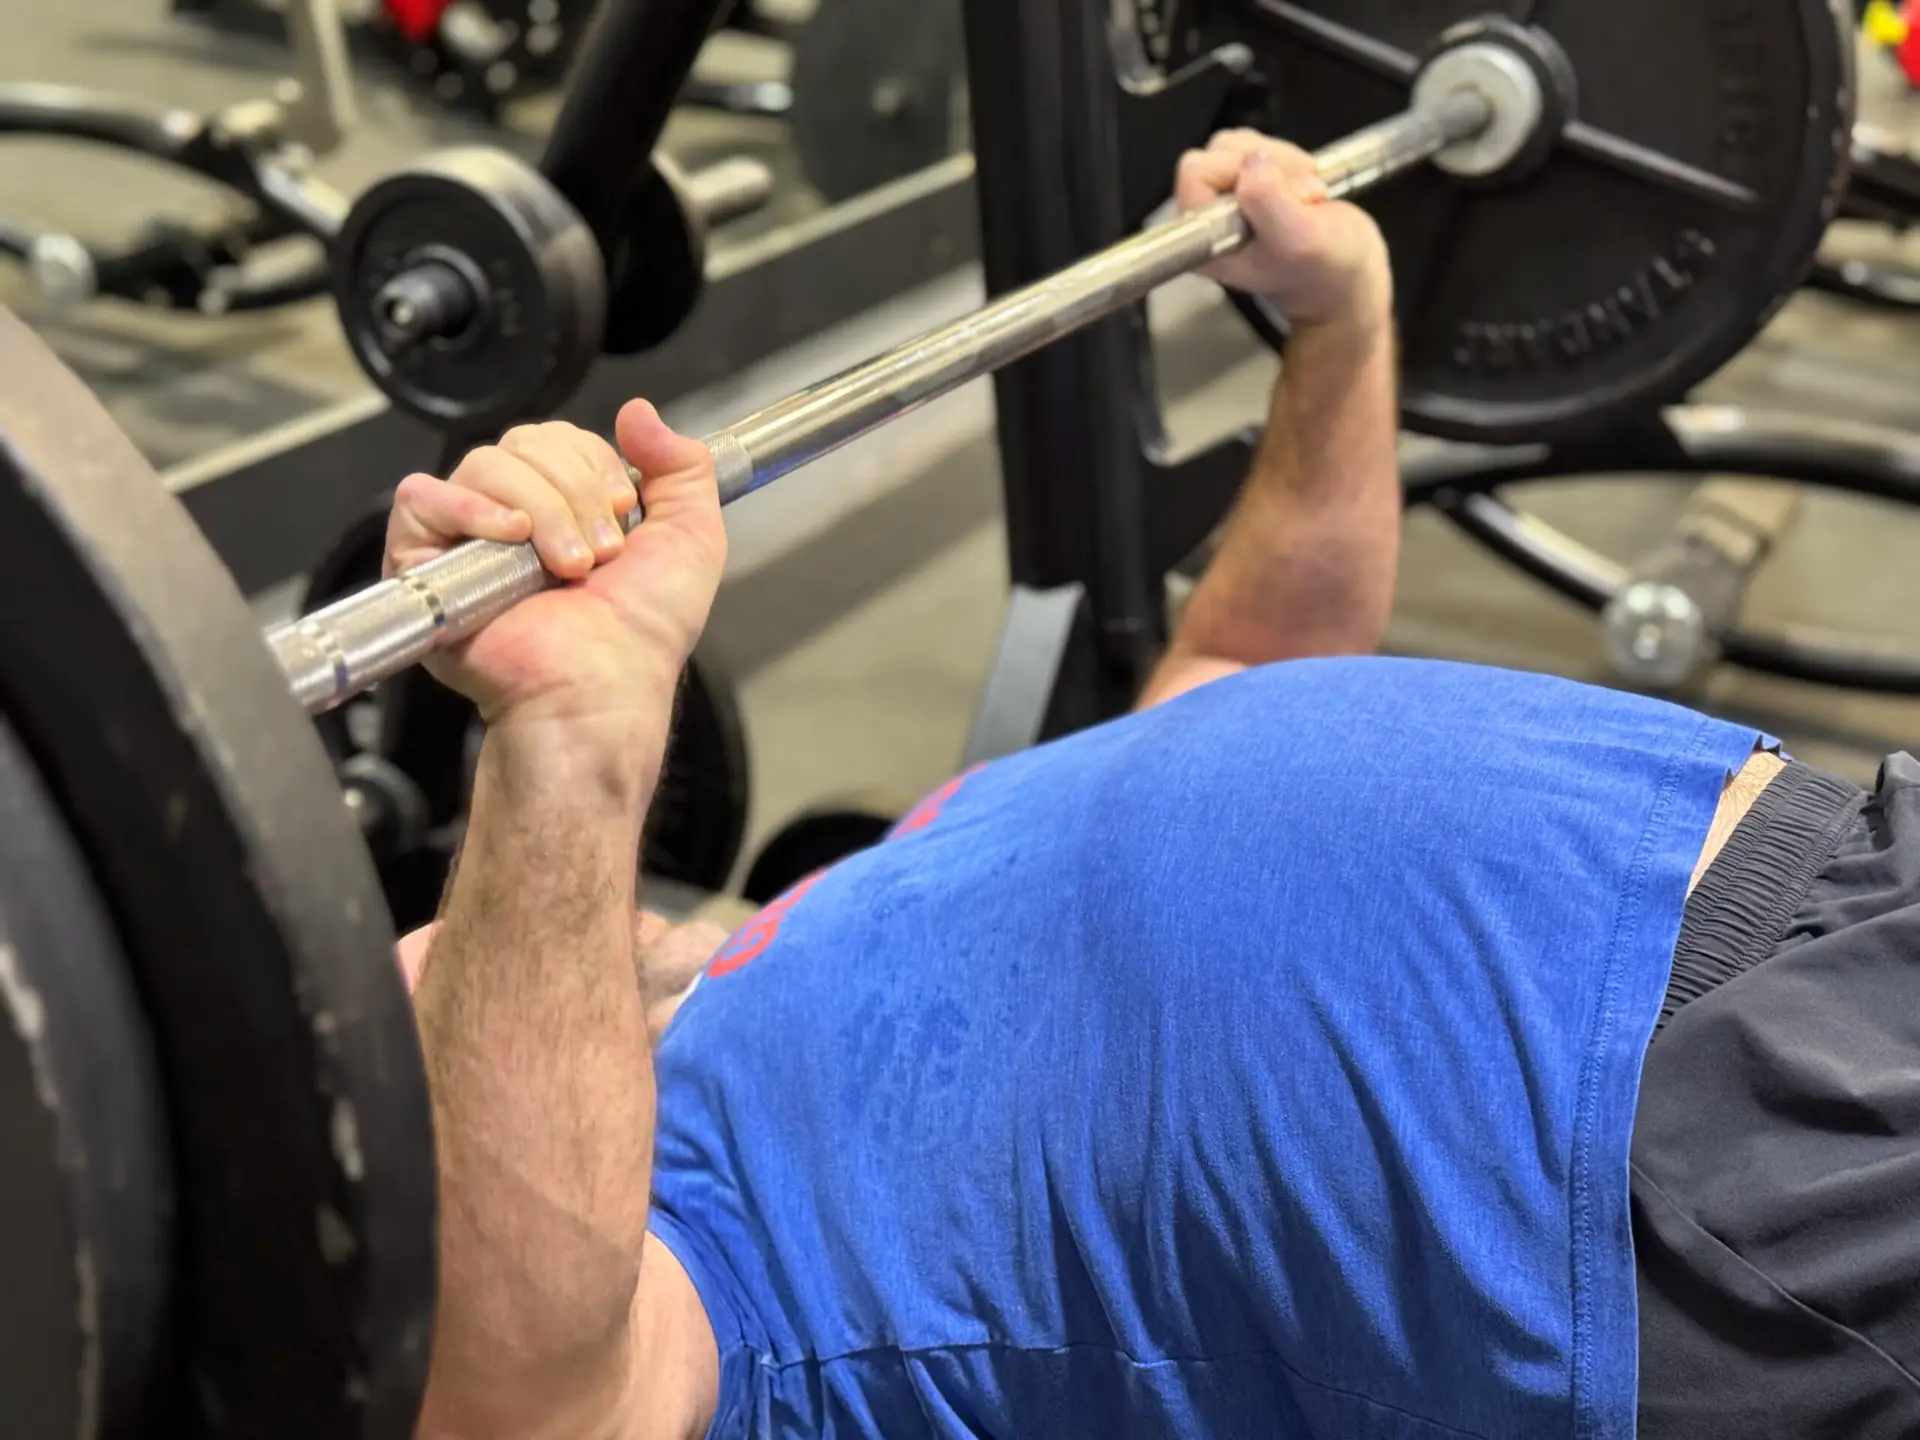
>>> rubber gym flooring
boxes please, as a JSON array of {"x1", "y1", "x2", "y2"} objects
[{"x1": 6, "y1": 1, "x2": 1920, "y2": 882}]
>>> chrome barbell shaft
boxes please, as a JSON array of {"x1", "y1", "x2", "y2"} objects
[{"x1": 269, "y1": 88, "x2": 1490, "y2": 714}]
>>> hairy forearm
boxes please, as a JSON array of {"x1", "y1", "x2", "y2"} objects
[
  {"x1": 414, "y1": 710, "x2": 666, "y2": 1438},
  {"x1": 1158, "y1": 304, "x2": 1400, "y2": 678}
]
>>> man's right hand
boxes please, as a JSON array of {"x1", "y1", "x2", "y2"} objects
[
  {"x1": 383, "y1": 399, "x2": 727, "y2": 734},
  {"x1": 1176, "y1": 129, "x2": 1393, "y2": 334}
]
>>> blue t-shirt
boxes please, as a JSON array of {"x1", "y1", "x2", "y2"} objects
[{"x1": 649, "y1": 658, "x2": 1763, "y2": 1439}]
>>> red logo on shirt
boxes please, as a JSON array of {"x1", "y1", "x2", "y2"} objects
[
  {"x1": 706, "y1": 869, "x2": 828, "y2": 978},
  {"x1": 890, "y1": 763, "x2": 985, "y2": 838}
]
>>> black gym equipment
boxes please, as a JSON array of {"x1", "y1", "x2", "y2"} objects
[
  {"x1": 332, "y1": 147, "x2": 610, "y2": 432},
  {"x1": 1807, "y1": 123, "x2": 1920, "y2": 312},
  {"x1": 955, "y1": 0, "x2": 1861, "y2": 754},
  {"x1": 0, "y1": 714, "x2": 169, "y2": 1436},
  {"x1": 322, "y1": 0, "x2": 777, "y2": 437},
  {"x1": 170, "y1": 0, "x2": 597, "y2": 121},
  {"x1": 1155, "y1": 0, "x2": 1852, "y2": 444},
  {"x1": 381, "y1": 0, "x2": 599, "y2": 117},
  {"x1": 787, "y1": 0, "x2": 967, "y2": 202},
  {"x1": 1405, "y1": 412, "x2": 1920, "y2": 694},
  {"x1": 0, "y1": 81, "x2": 350, "y2": 316},
  {"x1": 0, "y1": 309, "x2": 435, "y2": 1437},
  {"x1": 174, "y1": 0, "x2": 794, "y2": 123},
  {"x1": 741, "y1": 794, "x2": 908, "y2": 904}
]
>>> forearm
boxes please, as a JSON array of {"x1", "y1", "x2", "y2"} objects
[
  {"x1": 1152, "y1": 303, "x2": 1400, "y2": 688},
  {"x1": 414, "y1": 707, "x2": 667, "y2": 1438}
]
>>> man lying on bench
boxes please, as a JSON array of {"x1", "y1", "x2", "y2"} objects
[{"x1": 391, "y1": 132, "x2": 1917, "y2": 1440}]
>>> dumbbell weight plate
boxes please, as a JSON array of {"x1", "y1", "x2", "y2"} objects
[
  {"x1": 332, "y1": 147, "x2": 606, "y2": 435},
  {"x1": 600, "y1": 153, "x2": 708, "y2": 357},
  {"x1": 0, "y1": 309, "x2": 435, "y2": 1437},
  {"x1": 788, "y1": 0, "x2": 966, "y2": 202}
]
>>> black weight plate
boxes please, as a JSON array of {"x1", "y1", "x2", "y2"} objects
[
  {"x1": 646, "y1": 650, "x2": 751, "y2": 892},
  {"x1": 303, "y1": 504, "x2": 474, "y2": 831},
  {"x1": 400, "y1": 0, "x2": 594, "y2": 116},
  {"x1": 0, "y1": 712, "x2": 170, "y2": 1437},
  {"x1": 741, "y1": 794, "x2": 905, "y2": 905},
  {"x1": 789, "y1": 0, "x2": 965, "y2": 202},
  {"x1": 333, "y1": 147, "x2": 607, "y2": 434},
  {"x1": 301, "y1": 506, "x2": 751, "y2": 906},
  {"x1": 1155, "y1": 0, "x2": 1854, "y2": 444},
  {"x1": 302, "y1": 505, "x2": 483, "y2": 933},
  {"x1": 599, "y1": 156, "x2": 707, "y2": 357},
  {"x1": 0, "y1": 310, "x2": 435, "y2": 1438}
]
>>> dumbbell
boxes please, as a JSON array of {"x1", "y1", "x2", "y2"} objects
[
  {"x1": 1601, "y1": 481, "x2": 1802, "y2": 689},
  {"x1": 331, "y1": 147, "x2": 773, "y2": 433}
]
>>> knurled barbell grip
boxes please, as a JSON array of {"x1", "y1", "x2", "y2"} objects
[{"x1": 268, "y1": 88, "x2": 1491, "y2": 715}]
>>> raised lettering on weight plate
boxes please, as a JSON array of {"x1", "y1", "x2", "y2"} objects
[
  {"x1": 1449, "y1": 230, "x2": 1719, "y2": 375},
  {"x1": 1710, "y1": 0, "x2": 1768, "y2": 189},
  {"x1": 489, "y1": 258, "x2": 523, "y2": 339}
]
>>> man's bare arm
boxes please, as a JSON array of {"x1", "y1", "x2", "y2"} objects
[
  {"x1": 398, "y1": 908, "x2": 737, "y2": 1045},
  {"x1": 384, "y1": 404, "x2": 730, "y2": 1440},
  {"x1": 1142, "y1": 313, "x2": 1398, "y2": 707},
  {"x1": 1138, "y1": 133, "x2": 1401, "y2": 709},
  {"x1": 414, "y1": 714, "x2": 664, "y2": 1439}
]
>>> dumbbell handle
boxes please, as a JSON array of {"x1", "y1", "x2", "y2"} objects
[
  {"x1": 1600, "y1": 483, "x2": 1799, "y2": 688},
  {"x1": 269, "y1": 88, "x2": 1490, "y2": 714}
]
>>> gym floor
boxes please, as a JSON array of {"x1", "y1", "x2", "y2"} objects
[{"x1": 7, "y1": 2, "x2": 1920, "y2": 884}]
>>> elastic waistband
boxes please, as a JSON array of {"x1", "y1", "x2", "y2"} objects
[{"x1": 1659, "y1": 761, "x2": 1866, "y2": 1034}]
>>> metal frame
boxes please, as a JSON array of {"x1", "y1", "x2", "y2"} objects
[
  {"x1": 951, "y1": 0, "x2": 1920, "y2": 722},
  {"x1": 539, "y1": 0, "x2": 734, "y2": 269},
  {"x1": 0, "y1": 83, "x2": 350, "y2": 314},
  {"x1": 167, "y1": 156, "x2": 980, "y2": 595},
  {"x1": 958, "y1": 0, "x2": 1252, "y2": 761}
]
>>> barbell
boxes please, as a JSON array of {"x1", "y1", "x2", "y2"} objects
[
  {"x1": 0, "y1": 4, "x2": 1856, "y2": 1433},
  {"x1": 274, "y1": 75, "x2": 1487, "y2": 711},
  {"x1": 269, "y1": 12, "x2": 1851, "y2": 716}
]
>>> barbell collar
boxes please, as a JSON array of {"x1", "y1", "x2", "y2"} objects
[{"x1": 270, "y1": 70, "x2": 1499, "y2": 715}]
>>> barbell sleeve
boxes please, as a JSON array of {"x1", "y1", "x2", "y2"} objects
[{"x1": 268, "y1": 87, "x2": 1491, "y2": 715}]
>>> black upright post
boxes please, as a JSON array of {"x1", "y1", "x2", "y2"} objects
[
  {"x1": 961, "y1": 0, "x2": 1164, "y2": 726},
  {"x1": 538, "y1": 0, "x2": 731, "y2": 263}
]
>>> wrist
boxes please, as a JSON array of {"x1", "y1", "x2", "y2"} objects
[
  {"x1": 482, "y1": 641, "x2": 684, "y2": 742},
  {"x1": 1288, "y1": 263, "x2": 1394, "y2": 350},
  {"x1": 481, "y1": 708, "x2": 667, "y2": 815}
]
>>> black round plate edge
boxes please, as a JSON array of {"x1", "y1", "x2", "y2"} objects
[
  {"x1": 1180, "y1": 0, "x2": 1858, "y2": 444},
  {"x1": 0, "y1": 310, "x2": 436, "y2": 1437}
]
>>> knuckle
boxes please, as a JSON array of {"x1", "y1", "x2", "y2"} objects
[{"x1": 453, "y1": 443, "x2": 507, "y2": 479}]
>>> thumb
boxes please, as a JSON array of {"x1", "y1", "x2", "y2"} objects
[
  {"x1": 1236, "y1": 151, "x2": 1325, "y2": 259},
  {"x1": 616, "y1": 398, "x2": 718, "y2": 525}
]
